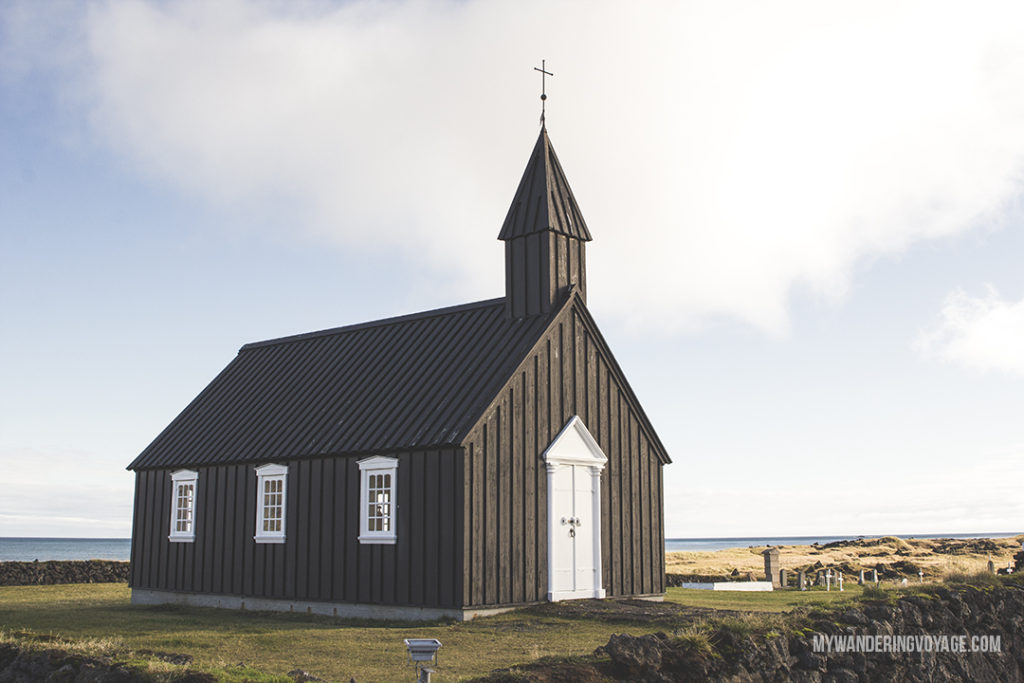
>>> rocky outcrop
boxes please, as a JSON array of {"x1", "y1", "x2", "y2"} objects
[
  {"x1": 0, "y1": 561, "x2": 129, "y2": 586},
  {"x1": 0, "y1": 641, "x2": 214, "y2": 682},
  {"x1": 477, "y1": 582, "x2": 1024, "y2": 682},
  {"x1": 0, "y1": 641, "x2": 333, "y2": 683},
  {"x1": 932, "y1": 539, "x2": 1001, "y2": 555}
]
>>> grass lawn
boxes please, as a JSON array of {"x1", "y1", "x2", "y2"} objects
[
  {"x1": 0, "y1": 584, "x2": 670, "y2": 682},
  {"x1": 665, "y1": 583, "x2": 866, "y2": 612},
  {"x1": 0, "y1": 582, "x2": 888, "y2": 681}
]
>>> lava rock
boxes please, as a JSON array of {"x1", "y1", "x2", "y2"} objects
[{"x1": 0, "y1": 561, "x2": 129, "y2": 587}]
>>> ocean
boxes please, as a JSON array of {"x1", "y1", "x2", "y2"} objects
[
  {"x1": 0, "y1": 538, "x2": 132, "y2": 562},
  {"x1": 1, "y1": 532, "x2": 1019, "y2": 561}
]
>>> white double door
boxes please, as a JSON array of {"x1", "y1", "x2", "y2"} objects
[
  {"x1": 544, "y1": 416, "x2": 607, "y2": 602},
  {"x1": 549, "y1": 463, "x2": 602, "y2": 599}
]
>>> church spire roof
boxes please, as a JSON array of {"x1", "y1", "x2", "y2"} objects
[{"x1": 497, "y1": 127, "x2": 592, "y2": 242}]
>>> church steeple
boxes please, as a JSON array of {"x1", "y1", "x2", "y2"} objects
[{"x1": 499, "y1": 127, "x2": 592, "y2": 319}]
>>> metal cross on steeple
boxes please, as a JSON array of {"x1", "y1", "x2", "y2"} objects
[{"x1": 534, "y1": 60, "x2": 553, "y2": 126}]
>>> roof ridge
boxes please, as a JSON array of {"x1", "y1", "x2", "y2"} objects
[{"x1": 240, "y1": 297, "x2": 505, "y2": 351}]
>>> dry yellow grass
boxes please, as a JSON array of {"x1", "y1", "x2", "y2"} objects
[{"x1": 666, "y1": 535, "x2": 1023, "y2": 580}]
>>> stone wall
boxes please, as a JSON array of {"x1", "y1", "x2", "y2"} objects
[{"x1": 0, "y1": 561, "x2": 129, "y2": 586}]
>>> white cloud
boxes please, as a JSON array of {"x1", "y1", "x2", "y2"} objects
[
  {"x1": 666, "y1": 451, "x2": 1024, "y2": 537},
  {"x1": 915, "y1": 286, "x2": 1024, "y2": 376},
  {"x1": 8, "y1": 0, "x2": 1024, "y2": 332},
  {"x1": 0, "y1": 446, "x2": 134, "y2": 536}
]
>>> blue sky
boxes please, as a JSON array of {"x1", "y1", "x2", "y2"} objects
[{"x1": 2, "y1": 0, "x2": 1023, "y2": 538}]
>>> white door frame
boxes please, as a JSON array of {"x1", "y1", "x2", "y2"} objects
[{"x1": 543, "y1": 415, "x2": 608, "y2": 601}]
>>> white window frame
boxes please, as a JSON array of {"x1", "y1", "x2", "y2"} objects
[
  {"x1": 254, "y1": 463, "x2": 288, "y2": 544},
  {"x1": 168, "y1": 469, "x2": 198, "y2": 542},
  {"x1": 358, "y1": 456, "x2": 397, "y2": 544}
]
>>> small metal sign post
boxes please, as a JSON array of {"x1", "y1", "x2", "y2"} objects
[{"x1": 404, "y1": 638, "x2": 442, "y2": 683}]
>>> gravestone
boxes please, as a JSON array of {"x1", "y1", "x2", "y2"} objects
[
  {"x1": 798, "y1": 570, "x2": 806, "y2": 591},
  {"x1": 762, "y1": 547, "x2": 781, "y2": 588},
  {"x1": 779, "y1": 569, "x2": 788, "y2": 588},
  {"x1": 871, "y1": 569, "x2": 878, "y2": 584},
  {"x1": 858, "y1": 569, "x2": 865, "y2": 585}
]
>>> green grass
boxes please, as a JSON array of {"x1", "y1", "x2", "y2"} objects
[
  {"x1": 943, "y1": 570, "x2": 1006, "y2": 587},
  {"x1": 0, "y1": 584, "x2": 662, "y2": 682},
  {"x1": 0, "y1": 581, "x2": 915, "y2": 681},
  {"x1": 664, "y1": 583, "x2": 866, "y2": 612}
]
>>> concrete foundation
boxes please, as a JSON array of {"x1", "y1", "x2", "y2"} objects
[
  {"x1": 679, "y1": 582, "x2": 774, "y2": 592},
  {"x1": 131, "y1": 588, "x2": 518, "y2": 622}
]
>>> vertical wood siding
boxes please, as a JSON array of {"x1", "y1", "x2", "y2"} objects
[
  {"x1": 130, "y1": 449, "x2": 464, "y2": 608},
  {"x1": 505, "y1": 232, "x2": 588, "y2": 318},
  {"x1": 462, "y1": 304, "x2": 666, "y2": 607}
]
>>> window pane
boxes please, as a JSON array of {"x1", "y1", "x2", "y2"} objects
[
  {"x1": 362, "y1": 466, "x2": 396, "y2": 537},
  {"x1": 256, "y1": 474, "x2": 286, "y2": 537},
  {"x1": 173, "y1": 482, "x2": 194, "y2": 534}
]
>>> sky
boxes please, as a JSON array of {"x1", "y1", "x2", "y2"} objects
[{"x1": 2, "y1": 0, "x2": 1023, "y2": 539}]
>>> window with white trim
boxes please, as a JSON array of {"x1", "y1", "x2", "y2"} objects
[
  {"x1": 169, "y1": 469, "x2": 198, "y2": 542},
  {"x1": 358, "y1": 456, "x2": 397, "y2": 544},
  {"x1": 254, "y1": 463, "x2": 287, "y2": 543}
]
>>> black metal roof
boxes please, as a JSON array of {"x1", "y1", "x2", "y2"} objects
[
  {"x1": 128, "y1": 298, "x2": 555, "y2": 470},
  {"x1": 497, "y1": 127, "x2": 592, "y2": 242}
]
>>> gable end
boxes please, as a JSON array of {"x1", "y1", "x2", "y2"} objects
[{"x1": 461, "y1": 289, "x2": 670, "y2": 464}]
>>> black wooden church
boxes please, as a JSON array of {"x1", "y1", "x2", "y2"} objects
[{"x1": 127, "y1": 125, "x2": 671, "y2": 620}]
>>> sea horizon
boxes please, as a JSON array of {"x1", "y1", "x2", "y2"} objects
[
  {"x1": 2, "y1": 531, "x2": 1021, "y2": 561},
  {"x1": 665, "y1": 531, "x2": 1023, "y2": 552},
  {"x1": 0, "y1": 537, "x2": 133, "y2": 562}
]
